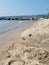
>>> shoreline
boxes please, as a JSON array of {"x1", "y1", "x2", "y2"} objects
[
  {"x1": 0, "y1": 20, "x2": 35, "y2": 34},
  {"x1": 0, "y1": 21, "x2": 34, "y2": 52}
]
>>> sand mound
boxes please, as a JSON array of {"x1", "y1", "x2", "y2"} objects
[
  {"x1": 0, "y1": 19, "x2": 49, "y2": 65},
  {"x1": 21, "y1": 19, "x2": 49, "y2": 49}
]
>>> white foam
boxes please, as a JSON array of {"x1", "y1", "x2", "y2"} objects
[{"x1": 18, "y1": 21, "x2": 23, "y2": 24}]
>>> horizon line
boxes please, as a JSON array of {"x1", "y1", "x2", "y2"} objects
[{"x1": 0, "y1": 14, "x2": 47, "y2": 17}]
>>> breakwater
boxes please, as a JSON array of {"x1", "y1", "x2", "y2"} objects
[{"x1": 0, "y1": 17, "x2": 37, "y2": 20}]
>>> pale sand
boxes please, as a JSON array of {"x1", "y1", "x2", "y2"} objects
[{"x1": 0, "y1": 19, "x2": 49, "y2": 65}]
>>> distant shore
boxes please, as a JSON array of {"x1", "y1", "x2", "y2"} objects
[
  {"x1": 0, "y1": 15, "x2": 47, "y2": 20},
  {"x1": 0, "y1": 17, "x2": 38, "y2": 20}
]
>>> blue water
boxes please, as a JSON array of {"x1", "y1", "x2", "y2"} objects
[{"x1": 0, "y1": 20, "x2": 33, "y2": 34}]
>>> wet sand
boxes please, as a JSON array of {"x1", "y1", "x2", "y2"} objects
[{"x1": 0, "y1": 22, "x2": 33, "y2": 52}]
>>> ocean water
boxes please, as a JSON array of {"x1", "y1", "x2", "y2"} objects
[{"x1": 0, "y1": 20, "x2": 33, "y2": 34}]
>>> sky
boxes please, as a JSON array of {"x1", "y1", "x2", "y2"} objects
[{"x1": 0, "y1": 0, "x2": 49, "y2": 16}]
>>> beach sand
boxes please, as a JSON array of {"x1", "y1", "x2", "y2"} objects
[{"x1": 0, "y1": 19, "x2": 49, "y2": 65}]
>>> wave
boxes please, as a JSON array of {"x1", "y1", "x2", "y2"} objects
[{"x1": 18, "y1": 21, "x2": 23, "y2": 24}]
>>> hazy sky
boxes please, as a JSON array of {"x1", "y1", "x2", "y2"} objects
[{"x1": 0, "y1": 0, "x2": 49, "y2": 16}]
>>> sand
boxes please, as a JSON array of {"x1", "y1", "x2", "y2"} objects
[{"x1": 0, "y1": 19, "x2": 49, "y2": 65}]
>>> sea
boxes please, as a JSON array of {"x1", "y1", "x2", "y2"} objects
[
  {"x1": 0, "y1": 20, "x2": 33, "y2": 34},
  {"x1": 0, "y1": 14, "x2": 47, "y2": 34}
]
